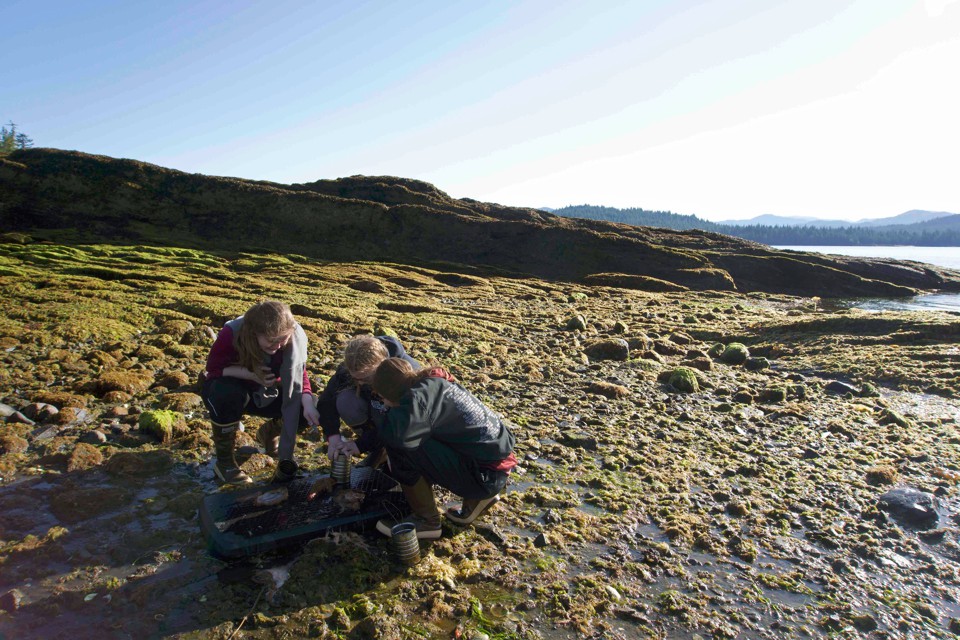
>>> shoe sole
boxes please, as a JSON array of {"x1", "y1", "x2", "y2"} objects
[
  {"x1": 446, "y1": 494, "x2": 500, "y2": 525},
  {"x1": 214, "y1": 467, "x2": 253, "y2": 485},
  {"x1": 376, "y1": 520, "x2": 442, "y2": 539}
]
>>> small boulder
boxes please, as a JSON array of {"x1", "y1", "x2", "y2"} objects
[
  {"x1": 21, "y1": 402, "x2": 60, "y2": 423},
  {"x1": 758, "y1": 387, "x2": 786, "y2": 403},
  {"x1": 877, "y1": 487, "x2": 939, "y2": 528},
  {"x1": 584, "y1": 339, "x2": 630, "y2": 362},
  {"x1": 566, "y1": 315, "x2": 588, "y2": 331},
  {"x1": 825, "y1": 380, "x2": 858, "y2": 395},
  {"x1": 666, "y1": 367, "x2": 699, "y2": 393},
  {"x1": 719, "y1": 343, "x2": 749, "y2": 365},
  {"x1": 79, "y1": 430, "x2": 108, "y2": 445},
  {"x1": 156, "y1": 370, "x2": 191, "y2": 390},
  {"x1": 98, "y1": 370, "x2": 154, "y2": 395},
  {"x1": 349, "y1": 279, "x2": 387, "y2": 294},
  {"x1": 588, "y1": 381, "x2": 629, "y2": 399},
  {"x1": 157, "y1": 319, "x2": 195, "y2": 337},
  {"x1": 138, "y1": 410, "x2": 186, "y2": 443},
  {"x1": 865, "y1": 465, "x2": 898, "y2": 486},
  {"x1": 0, "y1": 434, "x2": 29, "y2": 455},
  {"x1": 877, "y1": 408, "x2": 913, "y2": 428},
  {"x1": 158, "y1": 392, "x2": 203, "y2": 412},
  {"x1": 0, "y1": 589, "x2": 23, "y2": 613},
  {"x1": 66, "y1": 442, "x2": 104, "y2": 472}
]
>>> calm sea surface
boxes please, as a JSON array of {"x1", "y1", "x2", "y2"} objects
[
  {"x1": 774, "y1": 246, "x2": 960, "y2": 312},
  {"x1": 774, "y1": 245, "x2": 960, "y2": 270}
]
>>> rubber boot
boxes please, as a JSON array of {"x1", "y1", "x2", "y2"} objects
[
  {"x1": 257, "y1": 418, "x2": 282, "y2": 459},
  {"x1": 376, "y1": 476, "x2": 442, "y2": 539},
  {"x1": 212, "y1": 422, "x2": 253, "y2": 485}
]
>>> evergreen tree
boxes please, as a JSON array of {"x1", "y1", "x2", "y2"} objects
[
  {"x1": 1, "y1": 121, "x2": 33, "y2": 155},
  {"x1": 14, "y1": 132, "x2": 33, "y2": 149},
  {"x1": 0, "y1": 122, "x2": 16, "y2": 155}
]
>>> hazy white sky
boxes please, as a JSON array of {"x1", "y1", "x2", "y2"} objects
[{"x1": 4, "y1": 0, "x2": 958, "y2": 220}]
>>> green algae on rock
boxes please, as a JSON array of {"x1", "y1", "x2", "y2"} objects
[{"x1": 0, "y1": 240, "x2": 959, "y2": 639}]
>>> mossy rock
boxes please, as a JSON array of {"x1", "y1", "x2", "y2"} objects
[
  {"x1": 0, "y1": 232, "x2": 32, "y2": 244},
  {"x1": 666, "y1": 367, "x2": 700, "y2": 393},
  {"x1": 758, "y1": 387, "x2": 786, "y2": 403},
  {"x1": 33, "y1": 391, "x2": 88, "y2": 408},
  {"x1": 744, "y1": 357, "x2": 770, "y2": 371},
  {"x1": 158, "y1": 392, "x2": 202, "y2": 412},
  {"x1": 372, "y1": 324, "x2": 399, "y2": 338},
  {"x1": 582, "y1": 273, "x2": 688, "y2": 292},
  {"x1": 583, "y1": 338, "x2": 629, "y2": 362},
  {"x1": 0, "y1": 434, "x2": 29, "y2": 455},
  {"x1": 877, "y1": 408, "x2": 912, "y2": 428},
  {"x1": 104, "y1": 450, "x2": 175, "y2": 477},
  {"x1": 720, "y1": 343, "x2": 749, "y2": 365},
  {"x1": 859, "y1": 381, "x2": 881, "y2": 397},
  {"x1": 156, "y1": 370, "x2": 191, "y2": 389},
  {"x1": 156, "y1": 319, "x2": 194, "y2": 337},
  {"x1": 587, "y1": 381, "x2": 630, "y2": 399},
  {"x1": 133, "y1": 344, "x2": 165, "y2": 361},
  {"x1": 708, "y1": 343, "x2": 725, "y2": 358},
  {"x1": 66, "y1": 442, "x2": 103, "y2": 472},
  {"x1": 179, "y1": 327, "x2": 215, "y2": 346},
  {"x1": 138, "y1": 409, "x2": 186, "y2": 443},
  {"x1": 866, "y1": 465, "x2": 899, "y2": 485},
  {"x1": 682, "y1": 357, "x2": 712, "y2": 372},
  {"x1": 348, "y1": 279, "x2": 387, "y2": 294},
  {"x1": 97, "y1": 369, "x2": 155, "y2": 395},
  {"x1": 566, "y1": 315, "x2": 588, "y2": 331}
]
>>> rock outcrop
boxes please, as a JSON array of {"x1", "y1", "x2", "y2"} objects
[{"x1": 2, "y1": 148, "x2": 958, "y2": 296}]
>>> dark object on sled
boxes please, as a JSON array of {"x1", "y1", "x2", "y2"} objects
[{"x1": 200, "y1": 466, "x2": 408, "y2": 558}]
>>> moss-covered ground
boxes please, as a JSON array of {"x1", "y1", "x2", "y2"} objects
[{"x1": 0, "y1": 241, "x2": 958, "y2": 639}]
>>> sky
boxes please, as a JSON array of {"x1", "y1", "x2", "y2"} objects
[{"x1": 4, "y1": 0, "x2": 959, "y2": 221}]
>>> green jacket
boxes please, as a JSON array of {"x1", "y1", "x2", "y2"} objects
[{"x1": 381, "y1": 376, "x2": 515, "y2": 466}]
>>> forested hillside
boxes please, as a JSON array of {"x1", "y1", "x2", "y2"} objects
[{"x1": 553, "y1": 206, "x2": 960, "y2": 246}]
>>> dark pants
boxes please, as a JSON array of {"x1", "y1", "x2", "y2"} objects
[
  {"x1": 201, "y1": 376, "x2": 307, "y2": 429},
  {"x1": 388, "y1": 441, "x2": 508, "y2": 500}
]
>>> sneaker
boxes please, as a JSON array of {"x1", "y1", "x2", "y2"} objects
[
  {"x1": 445, "y1": 494, "x2": 500, "y2": 526},
  {"x1": 376, "y1": 515, "x2": 442, "y2": 540},
  {"x1": 214, "y1": 461, "x2": 253, "y2": 485}
]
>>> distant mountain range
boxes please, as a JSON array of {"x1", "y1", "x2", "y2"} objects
[
  {"x1": 548, "y1": 206, "x2": 960, "y2": 246},
  {"x1": 718, "y1": 210, "x2": 956, "y2": 228}
]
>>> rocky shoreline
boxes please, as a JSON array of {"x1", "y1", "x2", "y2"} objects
[{"x1": 0, "y1": 241, "x2": 959, "y2": 639}]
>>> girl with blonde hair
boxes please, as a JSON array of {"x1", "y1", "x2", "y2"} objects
[
  {"x1": 202, "y1": 300, "x2": 319, "y2": 484},
  {"x1": 315, "y1": 334, "x2": 419, "y2": 464}
]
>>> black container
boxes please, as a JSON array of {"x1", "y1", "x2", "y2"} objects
[{"x1": 200, "y1": 467, "x2": 408, "y2": 559}]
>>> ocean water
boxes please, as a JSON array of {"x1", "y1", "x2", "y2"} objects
[
  {"x1": 774, "y1": 245, "x2": 960, "y2": 312},
  {"x1": 774, "y1": 245, "x2": 960, "y2": 270}
]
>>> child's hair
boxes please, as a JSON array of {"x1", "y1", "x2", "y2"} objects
[
  {"x1": 343, "y1": 335, "x2": 389, "y2": 379},
  {"x1": 372, "y1": 357, "x2": 432, "y2": 403},
  {"x1": 236, "y1": 300, "x2": 296, "y2": 378}
]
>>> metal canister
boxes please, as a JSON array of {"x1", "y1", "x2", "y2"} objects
[
  {"x1": 390, "y1": 523, "x2": 421, "y2": 566},
  {"x1": 331, "y1": 453, "x2": 351, "y2": 486}
]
